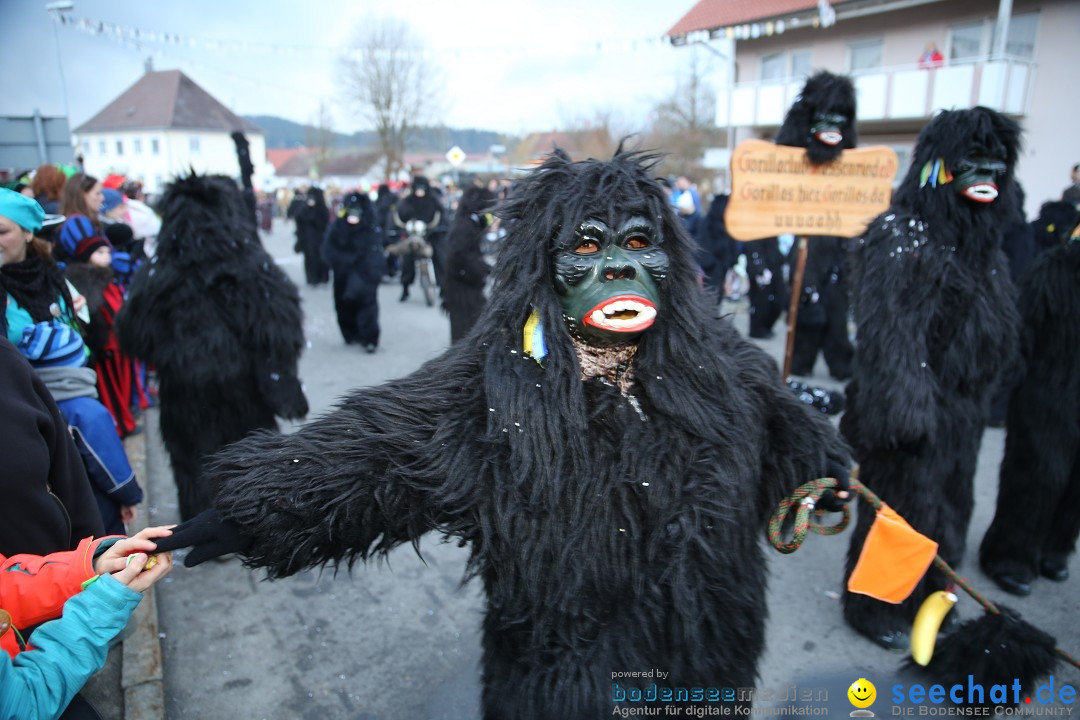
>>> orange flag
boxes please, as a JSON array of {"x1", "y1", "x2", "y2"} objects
[{"x1": 847, "y1": 504, "x2": 938, "y2": 603}]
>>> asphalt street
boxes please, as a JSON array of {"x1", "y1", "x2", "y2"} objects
[{"x1": 146, "y1": 220, "x2": 1080, "y2": 719}]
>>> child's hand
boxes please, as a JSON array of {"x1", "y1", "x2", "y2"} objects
[
  {"x1": 110, "y1": 551, "x2": 173, "y2": 592},
  {"x1": 94, "y1": 525, "x2": 175, "y2": 576}
]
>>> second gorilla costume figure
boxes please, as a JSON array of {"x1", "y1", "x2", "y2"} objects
[{"x1": 157, "y1": 150, "x2": 850, "y2": 718}]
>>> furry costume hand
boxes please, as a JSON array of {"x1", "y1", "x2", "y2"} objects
[
  {"x1": 817, "y1": 459, "x2": 853, "y2": 513},
  {"x1": 258, "y1": 360, "x2": 309, "y2": 420},
  {"x1": 152, "y1": 509, "x2": 252, "y2": 567}
]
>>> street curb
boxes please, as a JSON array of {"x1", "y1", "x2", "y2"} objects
[{"x1": 121, "y1": 413, "x2": 166, "y2": 720}]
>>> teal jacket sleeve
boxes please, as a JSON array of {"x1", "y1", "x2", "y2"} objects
[{"x1": 0, "y1": 574, "x2": 141, "y2": 720}]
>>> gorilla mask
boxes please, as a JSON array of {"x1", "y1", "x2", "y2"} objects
[
  {"x1": 553, "y1": 216, "x2": 668, "y2": 344},
  {"x1": 775, "y1": 71, "x2": 858, "y2": 166},
  {"x1": 952, "y1": 153, "x2": 1008, "y2": 204}
]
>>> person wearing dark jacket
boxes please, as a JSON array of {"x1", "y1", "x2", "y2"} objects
[
  {"x1": 293, "y1": 187, "x2": 330, "y2": 286},
  {"x1": 322, "y1": 191, "x2": 383, "y2": 351},
  {"x1": 0, "y1": 336, "x2": 104, "y2": 557},
  {"x1": 744, "y1": 237, "x2": 788, "y2": 339},
  {"x1": 442, "y1": 185, "x2": 495, "y2": 342},
  {"x1": 374, "y1": 184, "x2": 400, "y2": 279}
]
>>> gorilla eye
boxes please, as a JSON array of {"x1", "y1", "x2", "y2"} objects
[
  {"x1": 573, "y1": 239, "x2": 601, "y2": 255},
  {"x1": 625, "y1": 235, "x2": 650, "y2": 250}
]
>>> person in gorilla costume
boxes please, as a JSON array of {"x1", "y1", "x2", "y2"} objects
[
  {"x1": 322, "y1": 190, "x2": 384, "y2": 351},
  {"x1": 293, "y1": 186, "x2": 331, "y2": 286},
  {"x1": 980, "y1": 215, "x2": 1080, "y2": 597},
  {"x1": 694, "y1": 193, "x2": 737, "y2": 300},
  {"x1": 116, "y1": 174, "x2": 309, "y2": 521},
  {"x1": 841, "y1": 108, "x2": 1021, "y2": 648},
  {"x1": 391, "y1": 175, "x2": 444, "y2": 301},
  {"x1": 154, "y1": 149, "x2": 851, "y2": 719},
  {"x1": 775, "y1": 71, "x2": 857, "y2": 379},
  {"x1": 443, "y1": 183, "x2": 497, "y2": 342}
]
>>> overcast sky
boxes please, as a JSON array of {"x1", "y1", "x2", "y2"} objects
[{"x1": 1, "y1": 0, "x2": 718, "y2": 137}]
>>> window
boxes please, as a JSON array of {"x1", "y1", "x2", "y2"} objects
[
  {"x1": 115, "y1": 140, "x2": 124, "y2": 156},
  {"x1": 81, "y1": 141, "x2": 90, "y2": 156},
  {"x1": 991, "y1": 12, "x2": 1038, "y2": 59},
  {"x1": 849, "y1": 39, "x2": 883, "y2": 71},
  {"x1": 761, "y1": 49, "x2": 812, "y2": 82},
  {"x1": 98, "y1": 140, "x2": 107, "y2": 155},
  {"x1": 189, "y1": 136, "x2": 200, "y2": 152},
  {"x1": 134, "y1": 138, "x2": 142, "y2": 155},
  {"x1": 151, "y1": 138, "x2": 160, "y2": 155},
  {"x1": 791, "y1": 50, "x2": 813, "y2": 79},
  {"x1": 949, "y1": 21, "x2": 985, "y2": 60},
  {"x1": 762, "y1": 53, "x2": 786, "y2": 81}
]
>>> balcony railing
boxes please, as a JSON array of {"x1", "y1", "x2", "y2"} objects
[{"x1": 716, "y1": 56, "x2": 1035, "y2": 129}]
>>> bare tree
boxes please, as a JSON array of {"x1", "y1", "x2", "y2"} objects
[
  {"x1": 646, "y1": 47, "x2": 720, "y2": 178},
  {"x1": 341, "y1": 17, "x2": 442, "y2": 181}
]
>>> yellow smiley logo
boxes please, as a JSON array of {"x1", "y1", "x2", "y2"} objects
[{"x1": 848, "y1": 678, "x2": 876, "y2": 708}]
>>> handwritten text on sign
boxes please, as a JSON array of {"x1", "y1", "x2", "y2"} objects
[{"x1": 725, "y1": 139, "x2": 899, "y2": 241}]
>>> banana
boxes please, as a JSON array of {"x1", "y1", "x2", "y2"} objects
[{"x1": 910, "y1": 590, "x2": 958, "y2": 666}]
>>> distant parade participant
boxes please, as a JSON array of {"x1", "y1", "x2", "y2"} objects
[
  {"x1": 841, "y1": 108, "x2": 1022, "y2": 648},
  {"x1": 293, "y1": 187, "x2": 330, "y2": 286},
  {"x1": 980, "y1": 210, "x2": 1080, "y2": 596},
  {"x1": 322, "y1": 191, "x2": 384, "y2": 352},
  {"x1": 442, "y1": 184, "x2": 496, "y2": 342},
  {"x1": 774, "y1": 71, "x2": 858, "y2": 380},
  {"x1": 391, "y1": 176, "x2": 443, "y2": 302}
]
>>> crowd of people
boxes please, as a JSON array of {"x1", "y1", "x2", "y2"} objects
[{"x1": 1, "y1": 108, "x2": 1078, "y2": 714}]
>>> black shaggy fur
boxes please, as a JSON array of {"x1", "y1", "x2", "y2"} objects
[
  {"x1": 294, "y1": 187, "x2": 330, "y2": 285},
  {"x1": 1031, "y1": 201, "x2": 1080, "y2": 253},
  {"x1": 322, "y1": 192, "x2": 383, "y2": 347},
  {"x1": 775, "y1": 71, "x2": 857, "y2": 166},
  {"x1": 745, "y1": 236, "x2": 788, "y2": 338},
  {"x1": 116, "y1": 173, "x2": 308, "y2": 520},
  {"x1": 443, "y1": 185, "x2": 496, "y2": 342},
  {"x1": 905, "y1": 607, "x2": 1059, "y2": 707},
  {"x1": 203, "y1": 149, "x2": 850, "y2": 719},
  {"x1": 980, "y1": 238, "x2": 1080, "y2": 586},
  {"x1": 694, "y1": 193, "x2": 737, "y2": 298},
  {"x1": 776, "y1": 71, "x2": 857, "y2": 378},
  {"x1": 841, "y1": 108, "x2": 1022, "y2": 642}
]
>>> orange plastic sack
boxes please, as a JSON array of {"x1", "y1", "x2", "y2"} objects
[{"x1": 847, "y1": 504, "x2": 938, "y2": 603}]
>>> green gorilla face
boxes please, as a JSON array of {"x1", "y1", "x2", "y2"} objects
[{"x1": 552, "y1": 216, "x2": 669, "y2": 345}]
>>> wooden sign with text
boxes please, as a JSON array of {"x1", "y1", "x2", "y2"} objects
[{"x1": 725, "y1": 139, "x2": 899, "y2": 241}]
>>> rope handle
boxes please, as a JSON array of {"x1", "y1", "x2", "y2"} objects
[{"x1": 767, "y1": 476, "x2": 850, "y2": 554}]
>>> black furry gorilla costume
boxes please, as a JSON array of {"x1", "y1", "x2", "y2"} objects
[
  {"x1": 841, "y1": 108, "x2": 1022, "y2": 648},
  {"x1": 744, "y1": 237, "x2": 788, "y2": 338},
  {"x1": 157, "y1": 149, "x2": 851, "y2": 719},
  {"x1": 980, "y1": 231, "x2": 1080, "y2": 596},
  {"x1": 775, "y1": 71, "x2": 857, "y2": 379},
  {"x1": 443, "y1": 184, "x2": 496, "y2": 342},
  {"x1": 294, "y1": 187, "x2": 331, "y2": 286},
  {"x1": 116, "y1": 174, "x2": 309, "y2": 520},
  {"x1": 322, "y1": 191, "x2": 383, "y2": 349}
]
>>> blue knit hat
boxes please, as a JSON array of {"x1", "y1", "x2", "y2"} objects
[
  {"x1": 59, "y1": 215, "x2": 99, "y2": 258},
  {"x1": 17, "y1": 320, "x2": 88, "y2": 368},
  {"x1": 100, "y1": 188, "x2": 124, "y2": 216},
  {"x1": 0, "y1": 187, "x2": 46, "y2": 233}
]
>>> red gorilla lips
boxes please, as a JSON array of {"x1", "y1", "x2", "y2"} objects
[
  {"x1": 816, "y1": 131, "x2": 843, "y2": 146},
  {"x1": 962, "y1": 183, "x2": 998, "y2": 203},
  {"x1": 583, "y1": 295, "x2": 657, "y2": 333}
]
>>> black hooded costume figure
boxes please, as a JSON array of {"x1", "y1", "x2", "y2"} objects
[
  {"x1": 744, "y1": 237, "x2": 787, "y2": 338},
  {"x1": 694, "y1": 193, "x2": 737, "y2": 299},
  {"x1": 392, "y1": 176, "x2": 444, "y2": 300},
  {"x1": 374, "y1": 183, "x2": 401, "y2": 278},
  {"x1": 322, "y1": 191, "x2": 383, "y2": 350},
  {"x1": 841, "y1": 108, "x2": 1022, "y2": 648},
  {"x1": 443, "y1": 184, "x2": 496, "y2": 342},
  {"x1": 154, "y1": 149, "x2": 852, "y2": 719},
  {"x1": 980, "y1": 226, "x2": 1080, "y2": 597},
  {"x1": 775, "y1": 71, "x2": 857, "y2": 379},
  {"x1": 116, "y1": 174, "x2": 309, "y2": 521},
  {"x1": 294, "y1": 187, "x2": 331, "y2": 285}
]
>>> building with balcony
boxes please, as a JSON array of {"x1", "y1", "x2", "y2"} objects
[
  {"x1": 72, "y1": 70, "x2": 268, "y2": 195},
  {"x1": 668, "y1": 0, "x2": 1079, "y2": 216}
]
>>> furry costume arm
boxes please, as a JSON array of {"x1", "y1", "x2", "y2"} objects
[
  {"x1": 843, "y1": 214, "x2": 940, "y2": 452},
  {"x1": 203, "y1": 352, "x2": 484, "y2": 578}
]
